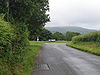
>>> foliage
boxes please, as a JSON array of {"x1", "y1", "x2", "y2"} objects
[
  {"x1": 72, "y1": 31, "x2": 100, "y2": 44},
  {"x1": 0, "y1": 15, "x2": 14, "y2": 52},
  {"x1": 39, "y1": 28, "x2": 53, "y2": 41},
  {"x1": 19, "y1": 41, "x2": 43, "y2": 75},
  {"x1": 0, "y1": 0, "x2": 49, "y2": 44},
  {"x1": 67, "y1": 42, "x2": 100, "y2": 56},
  {"x1": 29, "y1": 28, "x2": 52, "y2": 41},
  {"x1": 27, "y1": 0, "x2": 49, "y2": 40},
  {"x1": 0, "y1": 0, "x2": 49, "y2": 75},
  {"x1": 0, "y1": 15, "x2": 14, "y2": 49},
  {"x1": 0, "y1": 15, "x2": 15, "y2": 75},
  {"x1": 0, "y1": 15, "x2": 28, "y2": 75},
  {"x1": 52, "y1": 32, "x2": 65, "y2": 40},
  {"x1": 66, "y1": 31, "x2": 80, "y2": 41},
  {"x1": 29, "y1": 27, "x2": 43, "y2": 40}
]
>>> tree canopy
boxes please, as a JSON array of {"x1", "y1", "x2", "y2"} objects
[
  {"x1": 0, "y1": 0, "x2": 49, "y2": 74},
  {"x1": 52, "y1": 32, "x2": 65, "y2": 41},
  {"x1": 66, "y1": 31, "x2": 80, "y2": 41},
  {"x1": 39, "y1": 28, "x2": 53, "y2": 41}
]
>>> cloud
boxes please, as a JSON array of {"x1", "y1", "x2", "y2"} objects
[{"x1": 46, "y1": 0, "x2": 100, "y2": 30}]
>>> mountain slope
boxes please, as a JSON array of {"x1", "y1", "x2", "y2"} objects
[{"x1": 45, "y1": 26, "x2": 97, "y2": 34}]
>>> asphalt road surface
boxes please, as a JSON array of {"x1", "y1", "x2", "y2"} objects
[{"x1": 32, "y1": 43, "x2": 100, "y2": 75}]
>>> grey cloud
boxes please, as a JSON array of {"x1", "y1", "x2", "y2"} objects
[{"x1": 46, "y1": 0, "x2": 100, "y2": 30}]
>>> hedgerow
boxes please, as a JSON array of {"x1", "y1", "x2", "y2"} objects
[
  {"x1": 72, "y1": 31, "x2": 100, "y2": 43},
  {"x1": 0, "y1": 15, "x2": 14, "y2": 75},
  {"x1": 0, "y1": 0, "x2": 49, "y2": 75}
]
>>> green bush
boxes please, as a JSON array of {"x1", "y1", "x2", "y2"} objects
[
  {"x1": 66, "y1": 31, "x2": 80, "y2": 41},
  {"x1": 0, "y1": 15, "x2": 15, "y2": 75},
  {"x1": 0, "y1": 22, "x2": 14, "y2": 47},
  {"x1": 72, "y1": 31, "x2": 100, "y2": 44},
  {"x1": 0, "y1": 15, "x2": 29, "y2": 75},
  {"x1": 0, "y1": 15, "x2": 14, "y2": 50}
]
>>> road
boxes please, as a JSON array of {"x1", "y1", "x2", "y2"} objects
[{"x1": 32, "y1": 43, "x2": 100, "y2": 75}]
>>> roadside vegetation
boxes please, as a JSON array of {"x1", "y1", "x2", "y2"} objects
[
  {"x1": 67, "y1": 31, "x2": 100, "y2": 55},
  {"x1": 31, "y1": 27, "x2": 81, "y2": 41},
  {"x1": 0, "y1": 0, "x2": 49, "y2": 75},
  {"x1": 72, "y1": 31, "x2": 100, "y2": 43},
  {"x1": 0, "y1": 0, "x2": 99, "y2": 74},
  {"x1": 19, "y1": 41, "x2": 43, "y2": 75},
  {"x1": 66, "y1": 31, "x2": 80, "y2": 41}
]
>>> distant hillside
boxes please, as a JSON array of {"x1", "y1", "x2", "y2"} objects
[{"x1": 45, "y1": 26, "x2": 97, "y2": 34}]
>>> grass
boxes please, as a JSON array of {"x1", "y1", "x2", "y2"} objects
[
  {"x1": 0, "y1": 41, "x2": 67, "y2": 75},
  {"x1": 38, "y1": 41, "x2": 67, "y2": 43},
  {"x1": 19, "y1": 41, "x2": 44, "y2": 75},
  {"x1": 50, "y1": 41, "x2": 67, "y2": 43},
  {"x1": 67, "y1": 41, "x2": 100, "y2": 56}
]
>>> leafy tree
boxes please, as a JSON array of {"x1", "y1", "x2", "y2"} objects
[
  {"x1": 39, "y1": 28, "x2": 53, "y2": 41},
  {"x1": 30, "y1": 28, "x2": 52, "y2": 41},
  {"x1": 0, "y1": 15, "x2": 15, "y2": 75},
  {"x1": 0, "y1": 0, "x2": 49, "y2": 74},
  {"x1": 66, "y1": 31, "x2": 80, "y2": 41},
  {"x1": 27, "y1": 0, "x2": 49, "y2": 40},
  {"x1": 0, "y1": 0, "x2": 49, "y2": 50},
  {"x1": 53, "y1": 32, "x2": 65, "y2": 41},
  {"x1": 0, "y1": 15, "x2": 14, "y2": 50}
]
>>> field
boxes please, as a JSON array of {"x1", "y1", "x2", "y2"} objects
[{"x1": 67, "y1": 42, "x2": 100, "y2": 55}]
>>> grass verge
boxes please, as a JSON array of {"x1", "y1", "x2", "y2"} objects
[
  {"x1": 20, "y1": 41, "x2": 44, "y2": 75},
  {"x1": 37, "y1": 41, "x2": 67, "y2": 43},
  {"x1": 67, "y1": 42, "x2": 100, "y2": 56},
  {"x1": 49, "y1": 41, "x2": 67, "y2": 43}
]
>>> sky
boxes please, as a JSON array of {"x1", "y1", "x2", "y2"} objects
[{"x1": 46, "y1": 0, "x2": 100, "y2": 30}]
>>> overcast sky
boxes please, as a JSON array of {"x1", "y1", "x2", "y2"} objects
[{"x1": 46, "y1": 0, "x2": 100, "y2": 30}]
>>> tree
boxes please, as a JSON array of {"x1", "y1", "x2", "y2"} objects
[
  {"x1": 66, "y1": 31, "x2": 80, "y2": 41},
  {"x1": 39, "y1": 28, "x2": 53, "y2": 41},
  {"x1": 53, "y1": 32, "x2": 65, "y2": 41},
  {"x1": 27, "y1": 0, "x2": 49, "y2": 40},
  {"x1": 0, "y1": 0, "x2": 49, "y2": 74},
  {"x1": 30, "y1": 28, "x2": 53, "y2": 41},
  {"x1": 0, "y1": 0, "x2": 49, "y2": 48}
]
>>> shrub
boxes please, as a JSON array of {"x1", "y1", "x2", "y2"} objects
[
  {"x1": 0, "y1": 15, "x2": 29, "y2": 75},
  {"x1": 72, "y1": 31, "x2": 100, "y2": 43},
  {"x1": 0, "y1": 20, "x2": 14, "y2": 48},
  {"x1": 0, "y1": 15, "x2": 15, "y2": 75}
]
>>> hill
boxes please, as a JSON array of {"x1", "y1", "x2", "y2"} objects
[{"x1": 45, "y1": 26, "x2": 97, "y2": 34}]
